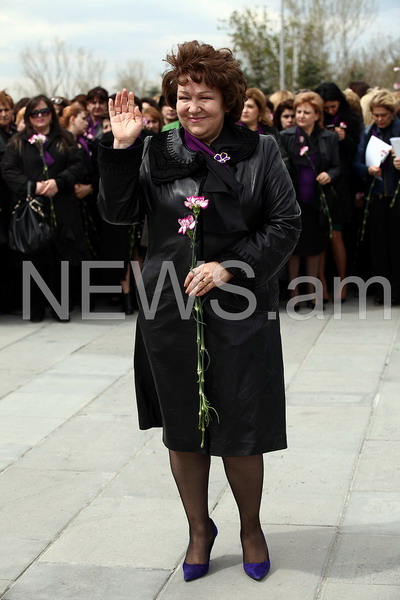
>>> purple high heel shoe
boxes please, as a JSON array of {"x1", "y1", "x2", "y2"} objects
[
  {"x1": 243, "y1": 558, "x2": 271, "y2": 580},
  {"x1": 182, "y1": 519, "x2": 218, "y2": 582}
]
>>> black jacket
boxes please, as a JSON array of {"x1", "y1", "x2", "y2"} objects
[{"x1": 98, "y1": 124, "x2": 301, "y2": 455}]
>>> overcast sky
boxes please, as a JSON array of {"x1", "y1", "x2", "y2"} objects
[{"x1": 0, "y1": 0, "x2": 399, "y2": 98}]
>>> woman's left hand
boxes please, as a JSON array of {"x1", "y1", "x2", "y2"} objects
[
  {"x1": 334, "y1": 127, "x2": 346, "y2": 141},
  {"x1": 316, "y1": 172, "x2": 331, "y2": 185},
  {"x1": 41, "y1": 179, "x2": 58, "y2": 198},
  {"x1": 184, "y1": 261, "x2": 233, "y2": 297}
]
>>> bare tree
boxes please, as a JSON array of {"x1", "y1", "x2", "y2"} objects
[
  {"x1": 17, "y1": 39, "x2": 106, "y2": 98},
  {"x1": 114, "y1": 60, "x2": 154, "y2": 97}
]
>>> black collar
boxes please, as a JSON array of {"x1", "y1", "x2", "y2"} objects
[{"x1": 148, "y1": 119, "x2": 259, "y2": 185}]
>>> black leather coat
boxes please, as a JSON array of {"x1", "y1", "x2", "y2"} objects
[{"x1": 98, "y1": 125, "x2": 301, "y2": 455}]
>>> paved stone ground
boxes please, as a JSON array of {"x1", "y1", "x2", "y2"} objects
[{"x1": 0, "y1": 297, "x2": 399, "y2": 600}]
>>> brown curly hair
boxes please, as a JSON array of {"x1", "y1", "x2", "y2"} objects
[{"x1": 162, "y1": 40, "x2": 247, "y2": 122}]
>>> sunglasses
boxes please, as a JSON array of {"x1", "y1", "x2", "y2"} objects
[{"x1": 30, "y1": 108, "x2": 51, "y2": 118}]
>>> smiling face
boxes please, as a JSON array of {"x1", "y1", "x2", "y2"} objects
[
  {"x1": 176, "y1": 78, "x2": 225, "y2": 145},
  {"x1": 295, "y1": 102, "x2": 319, "y2": 135},
  {"x1": 29, "y1": 100, "x2": 52, "y2": 134},
  {"x1": 241, "y1": 98, "x2": 260, "y2": 129}
]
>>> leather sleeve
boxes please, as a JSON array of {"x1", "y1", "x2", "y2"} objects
[{"x1": 97, "y1": 140, "x2": 145, "y2": 225}]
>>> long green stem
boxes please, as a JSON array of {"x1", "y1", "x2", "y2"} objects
[
  {"x1": 188, "y1": 211, "x2": 218, "y2": 448},
  {"x1": 360, "y1": 179, "x2": 375, "y2": 243}
]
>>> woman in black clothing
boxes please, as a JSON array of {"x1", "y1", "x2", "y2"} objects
[
  {"x1": 98, "y1": 41, "x2": 300, "y2": 581},
  {"x1": 314, "y1": 82, "x2": 362, "y2": 301},
  {"x1": 353, "y1": 90, "x2": 400, "y2": 305},
  {"x1": 1, "y1": 95, "x2": 88, "y2": 321},
  {"x1": 281, "y1": 91, "x2": 340, "y2": 306},
  {"x1": 0, "y1": 91, "x2": 16, "y2": 313}
]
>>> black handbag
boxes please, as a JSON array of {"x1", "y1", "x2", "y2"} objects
[{"x1": 8, "y1": 181, "x2": 54, "y2": 254}]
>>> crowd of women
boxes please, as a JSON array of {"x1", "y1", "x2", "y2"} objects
[{"x1": 0, "y1": 77, "x2": 400, "y2": 321}]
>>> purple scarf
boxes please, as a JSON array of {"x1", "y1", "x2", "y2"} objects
[{"x1": 183, "y1": 130, "x2": 231, "y2": 166}]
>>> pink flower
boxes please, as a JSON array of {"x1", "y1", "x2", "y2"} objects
[
  {"x1": 393, "y1": 82, "x2": 400, "y2": 90},
  {"x1": 339, "y1": 122, "x2": 347, "y2": 129},
  {"x1": 393, "y1": 67, "x2": 400, "y2": 72},
  {"x1": 299, "y1": 145, "x2": 309, "y2": 156},
  {"x1": 184, "y1": 196, "x2": 209, "y2": 210},
  {"x1": 28, "y1": 134, "x2": 47, "y2": 145},
  {"x1": 355, "y1": 192, "x2": 365, "y2": 201},
  {"x1": 178, "y1": 215, "x2": 197, "y2": 235}
]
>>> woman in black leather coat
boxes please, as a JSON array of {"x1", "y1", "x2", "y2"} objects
[
  {"x1": 98, "y1": 41, "x2": 301, "y2": 582},
  {"x1": 2, "y1": 95, "x2": 88, "y2": 321}
]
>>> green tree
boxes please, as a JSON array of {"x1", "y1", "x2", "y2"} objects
[{"x1": 220, "y1": 7, "x2": 280, "y2": 93}]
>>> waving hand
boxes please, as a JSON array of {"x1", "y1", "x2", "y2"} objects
[{"x1": 110, "y1": 89, "x2": 143, "y2": 149}]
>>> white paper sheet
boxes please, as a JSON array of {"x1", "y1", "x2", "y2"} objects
[
  {"x1": 365, "y1": 135, "x2": 392, "y2": 167},
  {"x1": 390, "y1": 137, "x2": 400, "y2": 158}
]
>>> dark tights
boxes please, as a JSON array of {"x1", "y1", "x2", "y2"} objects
[{"x1": 169, "y1": 450, "x2": 269, "y2": 565}]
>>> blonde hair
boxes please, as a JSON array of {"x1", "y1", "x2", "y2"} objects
[
  {"x1": 269, "y1": 90, "x2": 294, "y2": 110},
  {"x1": 342, "y1": 88, "x2": 362, "y2": 117},
  {"x1": 360, "y1": 89, "x2": 378, "y2": 125},
  {"x1": 294, "y1": 91, "x2": 324, "y2": 128},
  {"x1": 369, "y1": 89, "x2": 398, "y2": 114}
]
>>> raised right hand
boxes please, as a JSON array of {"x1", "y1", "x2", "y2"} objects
[{"x1": 110, "y1": 89, "x2": 143, "y2": 149}]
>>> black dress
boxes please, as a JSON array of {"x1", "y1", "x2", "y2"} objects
[{"x1": 98, "y1": 123, "x2": 301, "y2": 456}]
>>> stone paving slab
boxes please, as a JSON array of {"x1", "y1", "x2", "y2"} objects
[
  {"x1": 0, "y1": 468, "x2": 113, "y2": 540},
  {"x1": 327, "y1": 533, "x2": 400, "y2": 585},
  {"x1": 40, "y1": 496, "x2": 188, "y2": 569},
  {"x1": 286, "y1": 405, "x2": 370, "y2": 453},
  {"x1": 16, "y1": 371, "x2": 117, "y2": 396},
  {"x1": 2, "y1": 563, "x2": 170, "y2": 600},
  {"x1": 81, "y1": 372, "x2": 136, "y2": 416},
  {"x1": 15, "y1": 413, "x2": 148, "y2": 473},
  {"x1": 320, "y1": 583, "x2": 400, "y2": 600},
  {"x1": 0, "y1": 443, "x2": 31, "y2": 471},
  {"x1": 49, "y1": 352, "x2": 132, "y2": 377},
  {"x1": 0, "y1": 370, "x2": 41, "y2": 400},
  {"x1": 286, "y1": 391, "x2": 374, "y2": 406},
  {"x1": 352, "y1": 441, "x2": 400, "y2": 491},
  {"x1": 0, "y1": 415, "x2": 68, "y2": 445},
  {"x1": 0, "y1": 537, "x2": 49, "y2": 581},
  {"x1": 369, "y1": 393, "x2": 400, "y2": 440},
  {"x1": 0, "y1": 583, "x2": 12, "y2": 598},
  {"x1": 0, "y1": 392, "x2": 95, "y2": 419},
  {"x1": 341, "y1": 492, "x2": 400, "y2": 535}
]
